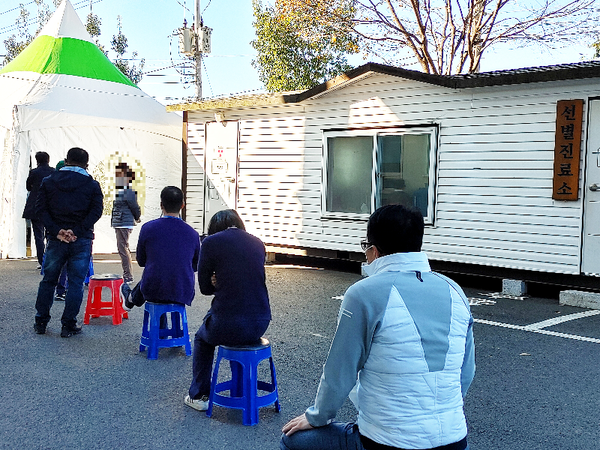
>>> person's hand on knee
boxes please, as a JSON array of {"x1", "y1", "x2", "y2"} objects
[{"x1": 282, "y1": 413, "x2": 314, "y2": 436}]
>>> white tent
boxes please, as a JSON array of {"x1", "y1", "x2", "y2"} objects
[{"x1": 0, "y1": 0, "x2": 182, "y2": 259}]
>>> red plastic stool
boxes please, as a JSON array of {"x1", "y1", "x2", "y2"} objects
[{"x1": 84, "y1": 274, "x2": 128, "y2": 325}]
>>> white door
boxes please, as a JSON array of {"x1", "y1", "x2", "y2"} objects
[
  {"x1": 203, "y1": 121, "x2": 239, "y2": 233},
  {"x1": 582, "y1": 100, "x2": 600, "y2": 275}
]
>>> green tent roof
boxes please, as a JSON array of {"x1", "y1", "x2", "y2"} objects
[{"x1": 0, "y1": 35, "x2": 136, "y2": 87}]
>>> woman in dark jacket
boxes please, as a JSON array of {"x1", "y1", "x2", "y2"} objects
[{"x1": 184, "y1": 209, "x2": 271, "y2": 411}]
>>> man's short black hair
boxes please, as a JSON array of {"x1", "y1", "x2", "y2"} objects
[
  {"x1": 65, "y1": 147, "x2": 89, "y2": 167},
  {"x1": 160, "y1": 186, "x2": 184, "y2": 213},
  {"x1": 366, "y1": 204, "x2": 424, "y2": 255},
  {"x1": 35, "y1": 151, "x2": 50, "y2": 165},
  {"x1": 207, "y1": 209, "x2": 245, "y2": 235}
]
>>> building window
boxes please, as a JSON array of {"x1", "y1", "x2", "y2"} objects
[
  {"x1": 323, "y1": 127, "x2": 437, "y2": 221},
  {"x1": 326, "y1": 136, "x2": 373, "y2": 214}
]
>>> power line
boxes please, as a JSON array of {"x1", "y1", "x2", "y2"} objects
[
  {"x1": 0, "y1": 0, "x2": 103, "y2": 37},
  {"x1": 0, "y1": 2, "x2": 36, "y2": 17},
  {"x1": 0, "y1": 17, "x2": 37, "y2": 35},
  {"x1": 202, "y1": 0, "x2": 212, "y2": 16},
  {"x1": 143, "y1": 62, "x2": 193, "y2": 75},
  {"x1": 0, "y1": 2, "x2": 35, "y2": 16},
  {"x1": 173, "y1": 0, "x2": 192, "y2": 14},
  {"x1": 201, "y1": 56, "x2": 213, "y2": 97}
]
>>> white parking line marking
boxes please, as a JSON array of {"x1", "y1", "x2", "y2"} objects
[
  {"x1": 474, "y1": 318, "x2": 600, "y2": 344},
  {"x1": 469, "y1": 298, "x2": 497, "y2": 306},
  {"x1": 310, "y1": 333, "x2": 329, "y2": 339},
  {"x1": 523, "y1": 310, "x2": 600, "y2": 330},
  {"x1": 474, "y1": 319, "x2": 524, "y2": 331}
]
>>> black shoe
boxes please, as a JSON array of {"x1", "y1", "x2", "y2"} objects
[
  {"x1": 55, "y1": 293, "x2": 66, "y2": 302},
  {"x1": 60, "y1": 325, "x2": 82, "y2": 338},
  {"x1": 34, "y1": 323, "x2": 46, "y2": 334},
  {"x1": 120, "y1": 282, "x2": 133, "y2": 311}
]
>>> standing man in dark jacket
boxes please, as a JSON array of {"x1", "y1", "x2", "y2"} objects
[
  {"x1": 23, "y1": 151, "x2": 55, "y2": 268},
  {"x1": 111, "y1": 162, "x2": 141, "y2": 283},
  {"x1": 34, "y1": 147, "x2": 104, "y2": 338}
]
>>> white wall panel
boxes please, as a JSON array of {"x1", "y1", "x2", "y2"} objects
[{"x1": 183, "y1": 73, "x2": 600, "y2": 274}]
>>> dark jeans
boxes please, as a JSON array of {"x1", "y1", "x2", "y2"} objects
[
  {"x1": 55, "y1": 264, "x2": 68, "y2": 296},
  {"x1": 55, "y1": 256, "x2": 93, "y2": 296},
  {"x1": 129, "y1": 281, "x2": 176, "y2": 307},
  {"x1": 280, "y1": 423, "x2": 470, "y2": 450},
  {"x1": 35, "y1": 238, "x2": 92, "y2": 328},
  {"x1": 129, "y1": 280, "x2": 181, "y2": 329},
  {"x1": 188, "y1": 314, "x2": 270, "y2": 399},
  {"x1": 281, "y1": 423, "x2": 364, "y2": 450},
  {"x1": 31, "y1": 219, "x2": 46, "y2": 266}
]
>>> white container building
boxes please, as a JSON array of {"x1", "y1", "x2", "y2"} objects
[{"x1": 168, "y1": 62, "x2": 600, "y2": 286}]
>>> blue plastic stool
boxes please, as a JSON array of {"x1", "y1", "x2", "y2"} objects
[
  {"x1": 139, "y1": 302, "x2": 192, "y2": 360},
  {"x1": 207, "y1": 337, "x2": 280, "y2": 425},
  {"x1": 85, "y1": 255, "x2": 94, "y2": 285}
]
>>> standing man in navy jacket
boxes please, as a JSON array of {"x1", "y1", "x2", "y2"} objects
[
  {"x1": 23, "y1": 151, "x2": 55, "y2": 268},
  {"x1": 34, "y1": 147, "x2": 103, "y2": 338}
]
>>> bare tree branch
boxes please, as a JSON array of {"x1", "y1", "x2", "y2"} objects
[{"x1": 277, "y1": 0, "x2": 596, "y2": 75}]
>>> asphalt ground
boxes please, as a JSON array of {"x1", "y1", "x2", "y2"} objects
[{"x1": 1, "y1": 254, "x2": 599, "y2": 450}]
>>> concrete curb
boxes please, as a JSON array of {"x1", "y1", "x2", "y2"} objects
[{"x1": 559, "y1": 290, "x2": 600, "y2": 310}]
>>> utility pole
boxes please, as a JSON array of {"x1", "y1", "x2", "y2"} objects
[
  {"x1": 178, "y1": 0, "x2": 211, "y2": 99},
  {"x1": 195, "y1": 0, "x2": 202, "y2": 100}
]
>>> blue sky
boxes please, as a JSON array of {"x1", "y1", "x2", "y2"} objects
[
  {"x1": 0, "y1": 0, "x2": 595, "y2": 105},
  {"x1": 88, "y1": 0, "x2": 263, "y2": 103}
]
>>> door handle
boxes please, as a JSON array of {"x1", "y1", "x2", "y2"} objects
[{"x1": 591, "y1": 183, "x2": 599, "y2": 191}]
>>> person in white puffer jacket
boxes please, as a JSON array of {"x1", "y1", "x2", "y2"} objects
[{"x1": 281, "y1": 204, "x2": 475, "y2": 450}]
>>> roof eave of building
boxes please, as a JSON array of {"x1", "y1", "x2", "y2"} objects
[{"x1": 167, "y1": 60, "x2": 600, "y2": 112}]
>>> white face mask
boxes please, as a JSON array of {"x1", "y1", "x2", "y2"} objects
[
  {"x1": 116, "y1": 176, "x2": 127, "y2": 187},
  {"x1": 362, "y1": 260, "x2": 377, "y2": 277}
]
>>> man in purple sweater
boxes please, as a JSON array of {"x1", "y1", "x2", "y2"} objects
[{"x1": 120, "y1": 186, "x2": 200, "y2": 309}]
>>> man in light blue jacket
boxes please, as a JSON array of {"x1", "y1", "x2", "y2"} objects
[{"x1": 282, "y1": 205, "x2": 475, "y2": 450}]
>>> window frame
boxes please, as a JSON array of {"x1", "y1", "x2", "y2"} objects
[{"x1": 321, "y1": 126, "x2": 438, "y2": 224}]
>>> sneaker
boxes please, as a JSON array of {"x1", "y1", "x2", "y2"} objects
[
  {"x1": 120, "y1": 282, "x2": 133, "y2": 311},
  {"x1": 55, "y1": 293, "x2": 66, "y2": 302},
  {"x1": 184, "y1": 394, "x2": 209, "y2": 411},
  {"x1": 34, "y1": 323, "x2": 46, "y2": 334},
  {"x1": 60, "y1": 325, "x2": 82, "y2": 338}
]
